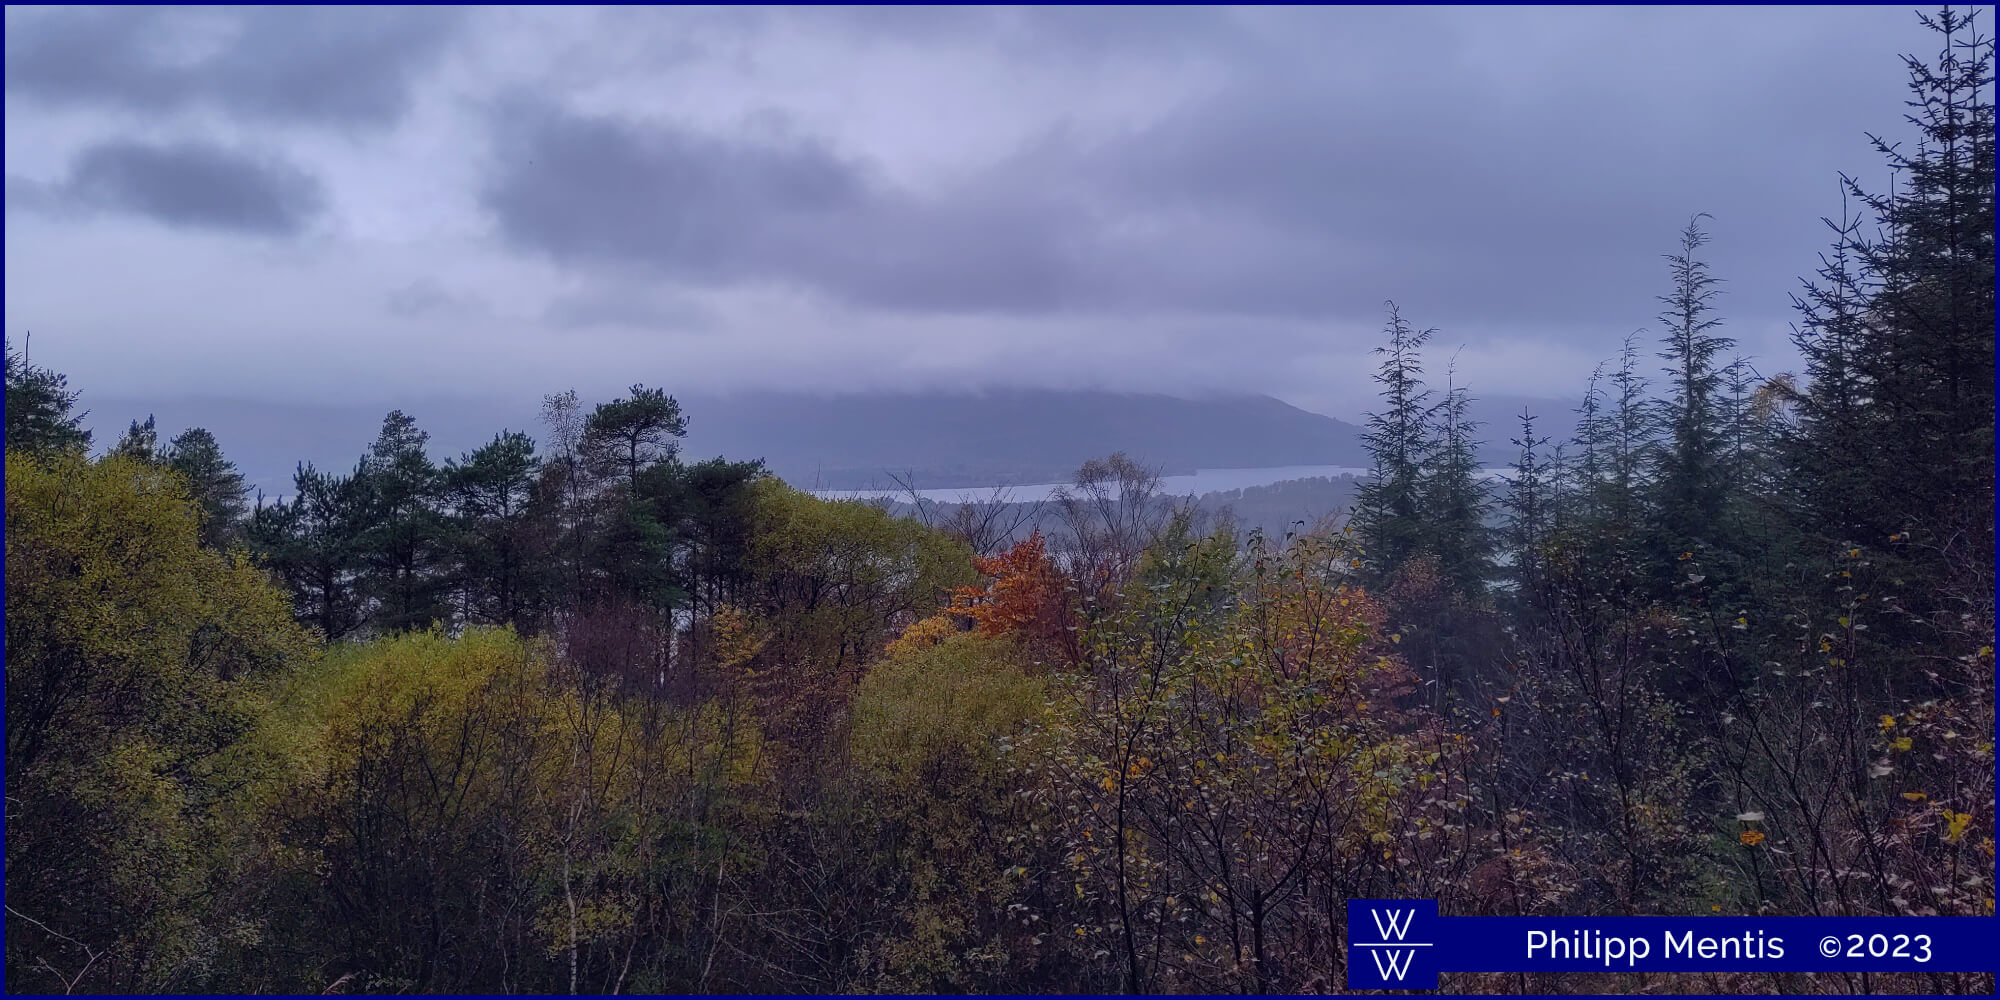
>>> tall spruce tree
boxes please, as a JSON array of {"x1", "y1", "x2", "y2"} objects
[
  {"x1": 1505, "y1": 408, "x2": 1552, "y2": 598},
  {"x1": 1784, "y1": 189, "x2": 1876, "y2": 538},
  {"x1": 1650, "y1": 215, "x2": 1734, "y2": 568},
  {"x1": 1607, "y1": 333, "x2": 1652, "y2": 530},
  {"x1": 1843, "y1": 7, "x2": 1995, "y2": 565},
  {"x1": 1352, "y1": 302, "x2": 1435, "y2": 578},
  {"x1": 1570, "y1": 365, "x2": 1608, "y2": 522},
  {"x1": 1419, "y1": 370, "x2": 1493, "y2": 596}
]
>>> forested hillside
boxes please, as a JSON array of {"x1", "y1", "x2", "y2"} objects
[{"x1": 4, "y1": 10, "x2": 1993, "y2": 995}]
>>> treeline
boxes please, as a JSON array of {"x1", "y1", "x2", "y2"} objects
[{"x1": 3, "y1": 9, "x2": 1993, "y2": 995}]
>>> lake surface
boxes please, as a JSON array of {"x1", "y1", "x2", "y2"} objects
[{"x1": 812, "y1": 465, "x2": 1517, "y2": 503}]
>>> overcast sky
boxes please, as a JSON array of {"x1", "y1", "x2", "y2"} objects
[{"x1": 2, "y1": 5, "x2": 1958, "y2": 423}]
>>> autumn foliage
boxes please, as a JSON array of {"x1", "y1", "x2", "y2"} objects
[{"x1": 947, "y1": 530, "x2": 1076, "y2": 663}]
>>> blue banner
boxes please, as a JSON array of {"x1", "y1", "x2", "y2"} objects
[{"x1": 1345, "y1": 899, "x2": 2000, "y2": 989}]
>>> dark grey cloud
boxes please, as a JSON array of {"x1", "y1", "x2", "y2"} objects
[
  {"x1": 484, "y1": 103, "x2": 1115, "y2": 313},
  {"x1": 11, "y1": 140, "x2": 325, "y2": 236},
  {"x1": 480, "y1": 6, "x2": 1929, "y2": 335},
  {"x1": 486, "y1": 103, "x2": 867, "y2": 280},
  {"x1": 4, "y1": 6, "x2": 462, "y2": 127}
]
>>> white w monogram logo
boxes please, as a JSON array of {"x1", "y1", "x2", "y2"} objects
[
  {"x1": 1351, "y1": 905, "x2": 1434, "y2": 984},
  {"x1": 1372, "y1": 908, "x2": 1417, "y2": 941},
  {"x1": 1371, "y1": 946, "x2": 1418, "y2": 980}
]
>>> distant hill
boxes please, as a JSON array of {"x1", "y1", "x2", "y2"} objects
[
  {"x1": 84, "y1": 388, "x2": 1478, "y2": 497},
  {"x1": 676, "y1": 389, "x2": 1370, "y2": 490}
]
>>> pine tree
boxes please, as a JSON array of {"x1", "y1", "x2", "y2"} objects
[
  {"x1": 355, "y1": 411, "x2": 450, "y2": 633},
  {"x1": 679, "y1": 457, "x2": 767, "y2": 617},
  {"x1": 444, "y1": 431, "x2": 551, "y2": 632},
  {"x1": 164, "y1": 428, "x2": 250, "y2": 550},
  {"x1": 247, "y1": 463, "x2": 369, "y2": 640},
  {"x1": 577, "y1": 386, "x2": 690, "y2": 613},
  {"x1": 110, "y1": 415, "x2": 160, "y2": 463},
  {"x1": 580, "y1": 384, "x2": 686, "y2": 489},
  {"x1": 3, "y1": 335, "x2": 90, "y2": 455}
]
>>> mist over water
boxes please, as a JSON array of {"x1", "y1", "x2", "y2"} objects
[{"x1": 815, "y1": 465, "x2": 1516, "y2": 503}]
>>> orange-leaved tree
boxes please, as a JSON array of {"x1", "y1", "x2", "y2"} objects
[{"x1": 948, "y1": 530, "x2": 1076, "y2": 665}]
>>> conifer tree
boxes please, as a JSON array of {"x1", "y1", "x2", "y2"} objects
[
  {"x1": 1606, "y1": 333, "x2": 1652, "y2": 530},
  {"x1": 110, "y1": 414, "x2": 160, "y2": 463},
  {"x1": 1504, "y1": 408, "x2": 1552, "y2": 596},
  {"x1": 3, "y1": 335, "x2": 90, "y2": 455},
  {"x1": 1783, "y1": 189, "x2": 1875, "y2": 538},
  {"x1": 164, "y1": 427, "x2": 250, "y2": 549},
  {"x1": 444, "y1": 431, "x2": 551, "y2": 631},
  {"x1": 1352, "y1": 302, "x2": 1434, "y2": 579},
  {"x1": 247, "y1": 463, "x2": 369, "y2": 640},
  {"x1": 1843, "y1": 7, "x2": 1995, "y2": 561},
  {"x1": 1419, "y1": 370, "x2": 1493, "y2": 595},
  {"x1": 1565, "y1": 364, "x2": 1613, "y2": 532},
  {"x1": 1651, "y1": 214, "x2": 1735, "y2": 564},
  {"x1": 578, "y1": 386, "x2": 690, "y2": 614},
  {"x1": 356, "y1": 410, "x2": 451, "y2": 633},
  {"x1": 580, "y1": 384, "x2": 686, "y2": 489}
]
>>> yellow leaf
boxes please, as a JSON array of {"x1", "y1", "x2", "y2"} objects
[{"x1": 1946, "y1": 812, "x2": 1973, "y2": 843}]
